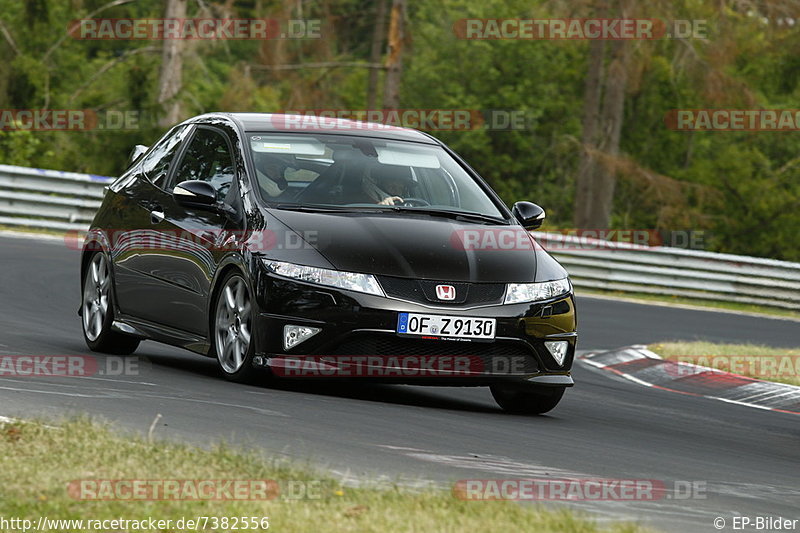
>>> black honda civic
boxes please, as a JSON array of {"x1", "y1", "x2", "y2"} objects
[{"x1": 79, "y1": 113, "x2": 577, "y2": 414}]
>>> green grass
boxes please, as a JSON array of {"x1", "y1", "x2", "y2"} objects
[
  {"x1": 0, "y1": 418, "x2": 648, "y2": 533},
  {"x1": 0, "y1": 224, "x2": 72, "y2": 238},
  {"x1": 577, "y1": 288, "x2": 800, "y2": 320},
  {"x1": 649, "y1": 342, "x2": 800, "y2": 387}
]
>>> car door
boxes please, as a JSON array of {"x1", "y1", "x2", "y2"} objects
[
  {"x1": 113, "y1": 123, "x2": 195, "y2": 321},
  {"x1": 135, "y1": 125, "x2": 240, "y2": 334}
]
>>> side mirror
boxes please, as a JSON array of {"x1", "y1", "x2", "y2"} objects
[
  {"x1": 173, "y1": 180, "x2": 217, "y2": 208},
  {"x1": 512, "y1": 201, "x2": 546, "y2": 230},
  {"x1": 129, "y1": 144, "x2": 148, "y2": 165}
]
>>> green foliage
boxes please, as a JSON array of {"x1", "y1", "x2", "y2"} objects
[
  {"x1": 0, "y1": 0, "x2": 797, "y2": 260},
  {"x1": 0, "y1": 129, "x2": 50, "y2": 166}
]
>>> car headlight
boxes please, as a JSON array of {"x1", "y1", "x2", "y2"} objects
[
  {"x1": 265, "y1": 260, "x2": 384, "y2": 296},
  {"x1": 504, "y1": 278, "x2": 571, "y2": 304}
]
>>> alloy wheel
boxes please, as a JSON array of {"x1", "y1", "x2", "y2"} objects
[
  {"x1": 82, "y1": 253, "x2": 110, "y2": 342},
  {"x1": 215, "y1": 276, "x2": 252, "y2": 374}
]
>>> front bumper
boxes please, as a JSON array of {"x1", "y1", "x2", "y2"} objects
[{"x1": 252, "y1": 267, "x2": 577, "y2": 386}]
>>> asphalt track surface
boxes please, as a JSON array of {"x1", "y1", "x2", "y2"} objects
[{"x1": 0, "y1": 234, "x2": 798, "y2": 532}]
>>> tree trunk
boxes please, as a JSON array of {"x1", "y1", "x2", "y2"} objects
[
  {"x1": 588, "y1": 38, "x2": 630, "y2": 228},
  {"x1": 156, "y1": 0, "x2": 187, "y2": 128},
  {"x1": 382, "y1": 0, "x2": 406, "y2": 110},
  {"x1": 574, "y1": 37, "x2": 605, "y2": 228},
  {"x1": 367, "y1": 0, "x2": 388, "y2": 109},
  {"x1": 573, "y1": 0, "x2": 630, "y2": 229}
]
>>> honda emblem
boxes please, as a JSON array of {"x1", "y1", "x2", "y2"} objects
[{"x1": 436, "y1": 284, "x2": 456, "y2": 301}]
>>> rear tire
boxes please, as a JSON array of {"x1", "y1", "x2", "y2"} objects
[
  {"x1": 81, "y1": 253, "x2": 140, "y2": 355},
  {"x1": 490, "y1": 385, "x2": 565, "y2": 415},
  {"x1": 211, "y1": 271, "x2": 260, "y2": 383}
]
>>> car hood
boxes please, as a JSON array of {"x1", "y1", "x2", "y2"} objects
[{"x1": 268, "y1": 210, "x2": 540, "y2": 282}]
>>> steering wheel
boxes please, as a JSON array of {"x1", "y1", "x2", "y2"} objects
[{"x1": 399, "y1": 197, "x2": 430, "y2": 207}]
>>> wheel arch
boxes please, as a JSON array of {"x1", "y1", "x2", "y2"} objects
[
  {"x1": 206, "y1": 254, "x2": 253, "y2": 344},
  {"x1": 79, "y1": 232, "x2": 113, "y2": 314}
]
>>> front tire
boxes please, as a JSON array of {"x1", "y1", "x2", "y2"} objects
[
  {"x1": 490, "y1": 384, "x2": 565, "y2": 415},
  {"x1": 81, "y1": 253, "x2": 140, "y2": 355},
  {"x1": 212, "y1": 271, "x2": 260, "y2": 383}
]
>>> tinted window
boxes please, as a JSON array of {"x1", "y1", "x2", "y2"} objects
[
  {"x1": 140, "y1": 124, "x2": 191, "y2": 187},
  {"x1": 246, "y1": 134, "x2": 504, "y2": 218},
  {"x1": 172, "y1": 128, "x2": 235, "y2": 200}
]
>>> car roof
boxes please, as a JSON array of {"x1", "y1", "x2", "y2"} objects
[{"x1": 187, "y1": 113, "x2": 440, "y2": 144}]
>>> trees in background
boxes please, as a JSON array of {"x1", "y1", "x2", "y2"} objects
[
  {"x1": 0, "y1": 0, "x2": 798, "y2": 260},
  {"x1": 156, "y1": 0, "x2": 187, "y2": 128},
  {"x1": 573, "y1": 0, "x2": 634, "y2": 230},
  {"x1": 367, "y1": 0, "x2": 388, "y2": 109},
  {"x1": 382, "y1": 0, "x2": 406, "y2": 109}
]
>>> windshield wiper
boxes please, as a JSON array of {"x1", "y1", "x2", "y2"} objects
[
  {"x1": 273, "y1": 204, "x2": 507, "y2": 224},
  {"x1": 388, "y1": 206, "x2": 507, "y2": 225},
  {"x1": 273, "y1": 204, "x2": 384, "y2": 214}
]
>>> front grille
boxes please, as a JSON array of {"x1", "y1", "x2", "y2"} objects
[
  {"x1": 321, "y1": 334, "x2": 539, "y2": 374},
  {"x1": 378, "y1": 276, "x2": 505, "y2": 306}
]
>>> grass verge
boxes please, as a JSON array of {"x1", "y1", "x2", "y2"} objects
[
  {"x1": 649, "y1": 342, "x2": 800, "y2": 387},
  {"x1": 577, "y1": 288, "x2": 800, "y2": 321},
  {"x1": 0, "y1": 224, "x2": 70, "y2": 238},
  {"x1": 0, "y1": 418, "x2": 646, "y2": 533}
]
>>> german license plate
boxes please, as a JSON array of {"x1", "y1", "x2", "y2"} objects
[{"x1": 396, "y1": 313, "x2": 496, "y2": 340}]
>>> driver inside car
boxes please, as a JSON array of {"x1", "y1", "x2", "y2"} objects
[
  {"x1": 363, "y1": 164, "x2": 415, "y2": 206},
  {"x1": 253, "y1": 152, "x2": 290, "y2": 198}
]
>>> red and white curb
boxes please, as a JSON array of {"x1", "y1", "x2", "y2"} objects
[{"x1": 580, "y1": 346, "x2": 800, "y2": 415}]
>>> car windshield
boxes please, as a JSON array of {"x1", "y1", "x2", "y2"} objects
[{"x1": 246, "y1": 133, "x2": 506, "y2": 219}]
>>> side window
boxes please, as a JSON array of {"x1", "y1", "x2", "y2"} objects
[
  {"x1": 171, "y1": 128, "x2": 235, "y2": 201},
  {"x1": 140, "y1": 125, "x2": 191, "y2": 188}
]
